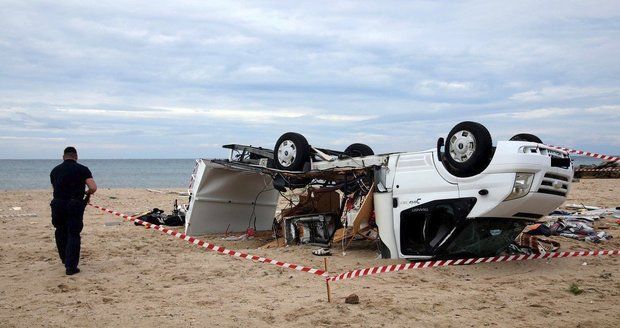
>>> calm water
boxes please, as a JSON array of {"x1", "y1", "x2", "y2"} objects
[
  {"x1": 0, "y1": 159, "x2": 197, "y2": 190},
  {"x1": 0, "y1": 156, "x2": 605, "y2": 190}
]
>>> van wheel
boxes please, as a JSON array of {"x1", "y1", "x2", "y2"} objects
[
  {"x1": 274, "y1": 132, "x2": 310, "y2": 171},
  {"x1": 273, "y1": 174, "x2": 312, "y2": 191},
  {"x1": 444, "y1": 121, "x2": 493, "y2": 177},
  {"x1": 344, "y1": 143, "x2": 374, "y2": 157},
  {"x1": 509, "y1": 133, "x2": 543, "y2": 144}
]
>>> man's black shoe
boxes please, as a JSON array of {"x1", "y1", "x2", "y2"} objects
[{"x1": 66, "y1": 268, "x2": 80, "y2": 276}]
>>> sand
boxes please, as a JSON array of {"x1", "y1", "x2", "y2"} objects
[{"x1": 0, "y1": 179, "x2": 618, "y2": 327}]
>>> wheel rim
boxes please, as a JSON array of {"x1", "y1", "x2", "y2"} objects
[
  {"x1": 277, "y1": 140, "x2": 297, "y2": 167},
  {"x1": 449, "y1": 130, "x2": 476, "y2": 163}
]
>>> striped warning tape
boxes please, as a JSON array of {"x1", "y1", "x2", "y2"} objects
[
  {"x1": 549, "y1": 145, "x2": 619, "y2": 162},
  {"x1": 88, "y1": 204, "x2": 329, "y2": 278},
  {"x1": 575, "y1": 167, "x2": 620, "y2": 172},
  {"x1": 88, "y1": 204, "x2": 619, "y2": 284},
  {"x1": 327, "y1": 250, "x2": 620, "y2": 282}
]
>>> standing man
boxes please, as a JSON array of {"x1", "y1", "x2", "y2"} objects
[{"x1": 50, "y1": 147, "x2": 97, "y2": 275}]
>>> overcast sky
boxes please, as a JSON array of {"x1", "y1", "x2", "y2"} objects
[{"x1": 1, "y1": 1, "x2": 619, "y2": 159}]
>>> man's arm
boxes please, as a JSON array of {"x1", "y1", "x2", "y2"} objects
[
  {"x1": 83, "y1": 166, "x2": 96, "y2": 195},
  {"x1": 85, "y1": 178, "x2": 97, "y2": 195}
]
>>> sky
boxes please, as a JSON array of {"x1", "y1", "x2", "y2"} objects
[{"x1": 0, "y1": 0, "x2": 619, "y2": 159}]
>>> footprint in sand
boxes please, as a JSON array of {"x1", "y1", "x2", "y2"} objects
[{"x1": 55, "y1": 283, "x2": 71, "y2": 293}]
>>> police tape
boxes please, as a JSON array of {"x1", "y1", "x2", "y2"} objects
[
  {"x1": 575, "y1": 167, "x2": 620, "y2": 172},
  {"x1": 326, "y1": 250, "x2": 620, "y2": 282},
  {"x1": 88, "y1": 204, "x2": 329, "y2": 278},
  {"x1": 88, "y1": 204, "x2": 620, "y2": 284},
  {"x1": 550, "y1": 145, "x2": 619, "y2": 162}
]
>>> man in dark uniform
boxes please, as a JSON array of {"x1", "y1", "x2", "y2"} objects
[{"x1": 50, "y1": 147, "x2": 97, "y2": 275}]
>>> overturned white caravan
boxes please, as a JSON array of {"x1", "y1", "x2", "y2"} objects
[{"x1": 185, "y1": 121, "x2": 573, "y2": 259}]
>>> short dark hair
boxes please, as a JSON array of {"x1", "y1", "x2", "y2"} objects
[{"x1": 64, "y1": 147, "x2": 78, "y2": 156}]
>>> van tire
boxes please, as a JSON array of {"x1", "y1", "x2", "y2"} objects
[
  {"x1": 344, "y1": 143, "x2": 374, "y2": 157},
  {"x1": 444, "y1": 121, "x2": 493, "y2": 177},
  {"x1": 274, "y1": 132, "x2": 310, "y2": 171},
  {"x1": 509, "y1": 133, "x2": 543, "y2": 144}
]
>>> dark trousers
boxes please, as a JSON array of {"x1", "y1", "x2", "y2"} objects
[{"x1": 50, "y1": 199, "x2": 85, "y2": 270}]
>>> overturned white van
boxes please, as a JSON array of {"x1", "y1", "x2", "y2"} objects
[{"x1": 185, "y1": 121, "x2": 573, "y2": 259}]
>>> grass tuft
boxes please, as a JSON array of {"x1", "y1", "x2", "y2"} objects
[{"x1": 568, "y1": 283, "x2": 583, "y2": 295}]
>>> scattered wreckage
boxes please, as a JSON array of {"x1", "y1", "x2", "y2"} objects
[
  {"x1": 184, "y1": 121, "x2": 576, "y2": 259},
  {"x1": 512, "y1": 205, "x2": 617, "y2": 254}
]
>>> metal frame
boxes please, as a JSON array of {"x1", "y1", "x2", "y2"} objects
[{"x1": 222, "y1": 143, "x2": 388, "y2": 173}]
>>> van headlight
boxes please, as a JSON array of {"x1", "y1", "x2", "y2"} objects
[{"x1": 504, "y1": 173, "x2": 534, "y2": 201}]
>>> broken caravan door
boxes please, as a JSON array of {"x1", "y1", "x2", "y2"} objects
[
  {"x1": 184, "y1": 159, "x2": 280, "y2": 235},
  {"x1": 391, "y1": 151, "x2": 459, "y2": 258}
]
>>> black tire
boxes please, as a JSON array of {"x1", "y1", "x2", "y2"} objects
[
  {"x1": 344, "y1": 143, "x2": 374, "y2": 157},
  {"x1": 509, "y1": 133, "x2": 543, "y2": 144},
  {"x1": 273, "y1": 132, "x2": 310, "y2": 171},
  {"x1": 272, "y1": 175, "x2": 312, "y2": 191},
  {"x1": 444, "y1": 121, "x2": 493, "y2": 177}
]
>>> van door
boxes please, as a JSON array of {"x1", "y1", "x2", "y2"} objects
[{"x1": 391, "y1": 152, "x2": 459, "y2": 258}]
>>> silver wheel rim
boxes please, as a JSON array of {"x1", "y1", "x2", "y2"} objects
[
  {"x1": 277, "y1": 140, "x2": 297, "y2": 167},
  {"x1": 449, "y1": 130, "x2": 476, "y2": 163}
]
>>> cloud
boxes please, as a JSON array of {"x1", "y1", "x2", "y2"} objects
[
  {"x1": 483, "y1": 108, "x2": 578, "y2": 119},
  {"x1": 584, "y1": 105, "x2": 620, "y2": 116},
  {"x1": 56, "y1": 107, "x2": 307, "y2": 120},
  {"x1": 315, "y1": 114, "x2": 378, "y2": 122},
  {"x1": 236, "y1": 65, "x2": 281, "y2": 76},
  {"x1": 510, "y1": 86, "x2": 620, "y2": 102},
  {"x1": 482, "y1": 104, "x2": 620, "y2": 121},
  {"x1": 0, "y1": 1, "x2": 619, "y2": 158},
  {"x1": 0, "y1": 136, "x2": 66, "y2": 141},
  {"x1": 417, "y1": 80, "x2": 475, "y2": 92}
]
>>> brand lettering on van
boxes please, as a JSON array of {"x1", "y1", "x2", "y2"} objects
[{"x1": 399, "y1": 198, "x2": 422, "y2": 206}]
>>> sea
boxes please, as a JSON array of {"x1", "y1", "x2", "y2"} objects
[
  {"x1": 0, "y1": 156, "x2": 607, "y2": 190},
  {"x1": 0, "y1": 159, "x2": 197, "y2": 190}
]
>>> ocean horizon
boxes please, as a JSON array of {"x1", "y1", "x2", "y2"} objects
[
  {"x1": 0, "y1": 159, "x2": 197, "y2": 190},
  {"x1": 0, "y1": 156, "x2": 608, "y2": 190}
]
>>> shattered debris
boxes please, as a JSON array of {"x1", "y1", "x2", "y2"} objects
[{"x1": 513, "y1": 205, "x2": 617, "y2": 254}]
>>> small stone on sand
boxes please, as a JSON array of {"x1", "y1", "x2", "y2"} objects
[{"x1": 345, "y1": 293, "x2": 359, "y2": 304}]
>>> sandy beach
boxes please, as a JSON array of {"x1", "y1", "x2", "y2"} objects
[{"x1": 0, "y1": 179, "x2": 618, "y2": 327}]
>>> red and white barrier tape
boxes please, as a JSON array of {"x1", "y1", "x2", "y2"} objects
[
  {"x1": 89, "y1": 204, "x2": 328, "y2": 278},
  {"x1": 575, "y1": 167, "x2": 620, "y2": 172},
  {"x1": 89, "y1": 204, "x2": 620, "y2": 284},
  {"x1": 327, "y1": 250, "x2": 620, "y2": 282},
  {"x1": 550, "y1": 145, "x2": 619, "y2": 162}
]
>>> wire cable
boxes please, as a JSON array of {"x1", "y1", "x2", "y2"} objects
[{"x1": 247, "y1": 182, "x2": 274, "y2": 231}]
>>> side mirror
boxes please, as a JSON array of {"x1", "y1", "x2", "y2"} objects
[{"x1": 436, "y1": 137, "x2": 445, "y2": 162}]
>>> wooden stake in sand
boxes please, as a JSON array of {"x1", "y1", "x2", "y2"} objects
[{"x1": 324, "y1": 258, "x2": 332, "y2": 303}]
